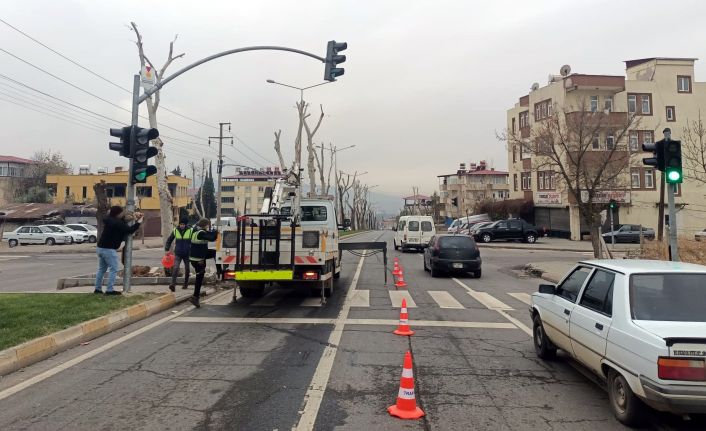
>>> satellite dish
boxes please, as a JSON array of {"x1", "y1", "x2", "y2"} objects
[
  {"x1": 531, "y1": 82, "x2": 540, "y2": 91},
  {"x1": 560, "y1": 64, "x2": 572, "y2": 76}
]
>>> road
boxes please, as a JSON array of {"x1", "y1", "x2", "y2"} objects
[
  {"x1": 0, "y1": 231, "x2": 702, "y2": 430},
  {"x1": 0, "y1": 248, "x2": 164, "y2": 292}
]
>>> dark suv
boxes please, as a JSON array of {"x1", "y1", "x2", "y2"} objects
[{"x1": 474, "y1": 219, "x2": 539, "y2": 244}]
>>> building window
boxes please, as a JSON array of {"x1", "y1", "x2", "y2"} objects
[
  {"x1": 520, "y1": 141, "x2": 531, "y2": 159},
  {"x1": 631, "y1": 169, "x2": 641, "y2": 189},
  {"x1": 627, "y1": 94, "x2": 637, "y2": 113},
  {"x1": 222, "y1": 207, "x2": 235, "y2": 215},
  {"x1": 221, "y1": 196, "x2": 234, "y2": 203},
  {"x1": 666, "y1": 106, "x2": 676, "y2": 122},
  {"x1": 137, "y1": 186, "x2": 152, "y2": 197},
  {"x1": 537, "y1": 171, "x2": 555, "y2": 190},
  {"x1": 511, "y1": 117, "x2": 516, "y2": 133},
  {"x1": 629, "y1": 131, "x2": 639, "y2": 152},
  {"x1": 592, "y1": 133, "x2": 600, "y2": 149},
  {"x1": 641, "y1": 94, "x2": 651, "y2": 115},
  {"x1": 590, "y1": 96, "x2": 598, "y2": 112},
  {"x1": 644, "y1": 168, "x2": 655, "y2": 189},
  {"x1": 604, "y1": 96, "x2": 613, "y2": 112},
  {"x1": 521, "y1": 172, "x2": 532, "y2": 190},
  {"x1": 222, "y1": 186, "x2": 234, "y2": 192},
  {"x1": 643, "y1": 130, "x2": 654, "y2": 146},
  {"x1": 65, "y1": 186, "x2": 70, "y2": 197},
  {"x1": 519, "y1": 111, "x2": 529, "y2": 128},
  {"x1": 82, "y1": 186, "x2": 87, "y2": 199},
  {"x1": 512, "y1": 145, "x2": 516, "y2": 163},
  {"x1": 513, "y1": 174, "x2": 518, "y2": 191},
  {"x1": 677, "y1": 75, "x2": 691, "y2": 93},
  {"x1": 533, "y1": 99, "x2": 552, "y2": 121},
  {"x1": 606, "y1": 132, "x2": 615, "y2": 150}
]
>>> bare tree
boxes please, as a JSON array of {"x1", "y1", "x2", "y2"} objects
[
  {"x1": 93, "y1": 180, "x2": 109, "y2": 237},
  {"x1": 130, "y1": 22, "x2": 185, "y2": 239},
  {"x1": 682, "y1": 110, "x2": 706, "y2": 184},
  {"x1": 303, "y1": 104, "x2": 325, "y2": 196},
  {"x1": 273, "y1": 130, "x2": 287, "y2": 171},
  {"x1": 188, "y1": 161, "x2": 203, "y2": 218},
  {"x1": 503, "y1": 98, "x2": 637, "y2": 257},
  {"x1": 338, "y1": 171, "x2": 359, "y2": 225},
  {"x1": 314, "y1": 143, "x2": 335, "y2": 197}
]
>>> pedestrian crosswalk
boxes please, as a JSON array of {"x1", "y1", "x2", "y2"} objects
[{"x1": 243, "y1": 287, "x2": 533, "y2": 310}]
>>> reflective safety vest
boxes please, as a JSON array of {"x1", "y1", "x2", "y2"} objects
[
  {"x1": 174, "y1": 228, "x2": 193, "y2": 240},
  {"x1": 172, "y1": 228, "x2": 193, "y2": 256},
  {"x1": 189, "y1": 229, "x2": 210, "y2": 261}
]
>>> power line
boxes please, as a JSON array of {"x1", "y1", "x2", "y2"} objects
[{"x1": 0, "y1": 17, "x2": 219, "y2": 131}]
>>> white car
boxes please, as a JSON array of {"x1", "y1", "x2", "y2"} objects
[
  {"x1": 530, "y1": 260, "x2": 706, "y2": 426},
  {"x1": 695, "y1": 228, "x2": 706, "y2": 241},
  {"x1": 39, "y1": 224, "x2": 89, "y2": 244},
  {"x1": 3, "y1": 225, "x2": 72, "y2": 247},
  {"x1": 64, "y1": 223, "x2": 98, "y2": 243}
]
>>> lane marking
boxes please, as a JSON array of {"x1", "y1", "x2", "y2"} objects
[
  {"x1": 349, "y1": 289, "x2": 369, "y2": 307},
  {"x1": 346, "y1": 319, "x2": 516, "y2": 329},
  {"x1": 299, "y1": 297, "x2": 324, "y2": 307},
  {"x1": 294, "y1": 254, "x2": 366, "y2": 431},
  {"x1": 388, "y1": 290, "x2": 416, "y2": 308},
  {"x1": 251, "y1": 288, "x2": 287, "y2": 307},
  {"x1": 173, "y1": 316, "x2": 517, "y2": 329},
  {"x1": 497, "y1": 310, "x2": 532, "y2": 337},
  {"x1": 428, "y1": 291, "x2": 464, "y2": 309},
  {"x1": 0, "y1": 289, "x2": 233, "y2": 402},
  {"x1": 175, "y1": 317, "x2": 336, "y2": 324},
  {"x1": 452, "y1": 278, "x2": 513, "y2": 310},
  {"x1": 507, "y1": 292, "x2": 531, "y2": 305}
]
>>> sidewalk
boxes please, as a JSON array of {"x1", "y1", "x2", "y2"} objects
[
  {"x1": 525, "y1": 261, "x2": 576, "y2": 284},
  {"x1": 479, "y1": 237, "x2": 638, "y2": 253},
  {"x1": 0, "y1": 237, "x2": 164, "y2": 254}
]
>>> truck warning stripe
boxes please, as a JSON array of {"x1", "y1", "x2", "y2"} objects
[{"x1": 222, "y1": 256, "x2": 249, "y2": 264}]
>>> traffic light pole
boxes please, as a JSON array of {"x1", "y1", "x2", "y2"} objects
[
  {"x1": 667, "y1": 183, "x2": 679, "y2": 261},
  {"x1": 124, "y1": 74, "x2": 140, "y2": 293}
]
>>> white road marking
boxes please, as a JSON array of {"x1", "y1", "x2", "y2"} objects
[
  {"x1": 251, "y1": 288, "x2": 288, "y2": 306},
  {"x1": 0, "y1": 289, "x2": 233, "y2": 402},
  {"x1": 497, "y1": 310, "x2": 532, "y2": 337},
  {"x1": 293, "y1": 254, "x2": 366, "y2": 431},
  {"x1": 346, "y1": 319, "x2": 516, "y2": 329},
  {"x1": 175, "y1": 317, "x2": 336, "y2": 324},
  {"x1": 507, "y1": 292, "x2": 531, "y2": 305},
  {"x1": 428, "y1": 291, "x2": 464, "y2": 309},
  {"x1": 349, "y1": 289, "x2": 369, "y2": 307},
  {"x1": 173, "y1": 316, "x2": 516, "y2": 329},
  {"x1": 388, "y1": 290, "x2": 416, "y2": 308},
  {"x1": 0, "y1": 255, "x2": 28, "y2": 262},
  {"x1": 299, "y1": 297, "x2": 324, "y2": 307},
  {"x1": 452, "y1": 278, "x2": 513, "y2": 310}
]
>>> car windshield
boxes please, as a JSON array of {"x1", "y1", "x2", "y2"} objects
[
  {"x1": 439, "y1": 236, "x2": 475, "y2": 249},
  {"x1": 630, "y1": 273, "x2": 706, "y2": 322}
]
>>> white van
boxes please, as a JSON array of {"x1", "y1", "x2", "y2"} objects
[
  {"x1": 393, "y1": 216, "x2": 436, "y2": 251},
  {"x1": 447, "y1": 213, "x2": 492, "y2": 233}
]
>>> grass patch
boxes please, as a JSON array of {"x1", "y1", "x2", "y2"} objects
[
  {"x1": 640, "y1": 238, "x2": 706, "y2": 265},
  {"x1": 0, "y1": 293, "x2": 156, "y2": 351},
  {"x1": 339, "y1": 230, "x2": 366, "y2": 237}
]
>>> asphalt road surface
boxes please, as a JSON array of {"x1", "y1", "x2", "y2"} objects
[{"x1": 0, "y1": 231, "x2": 702, "y2": 430}]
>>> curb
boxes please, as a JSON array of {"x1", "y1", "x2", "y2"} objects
[
  {"x1": 0, "y1": 287, "x2": 216, "y2": 377},
  {"x1": 524, "y1": 264, "x2": 562, "y2": 284},
  {"x1": 0, "y1": 243, "x2": 163, "y2": 255},
  {"x1": 478, "y1": 244, "x2": 625, "y2": 254}
]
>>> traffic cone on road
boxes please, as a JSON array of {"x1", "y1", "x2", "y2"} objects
[
  {"x1": 392, "y1": 260, "x2": 402, "y2": 277},
  {"x1": 393, "y1": 298, "x2": 415, "y2": 336},
  {"x1": 395, "y1": 269, "x2": 407, "y2": 288},
  {"x1": 388, "y1": 351, "x2": 425, "y2": 419}
]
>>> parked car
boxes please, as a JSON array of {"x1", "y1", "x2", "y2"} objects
[
  {"x1": 3, "y1": 225, "x2": 72, "y2": 247},
  {"x1": 474, "y1": 218, "x2": 539, "y2": 243},
  {"x1": 39, "y1": 224, "x2": 89, "y2": 244},
  {"x1": 447, "y1": 213, "x2": 492, "y2": 233},
  {"x1": 602, "y1": 224, "x2": 655, "y2": 244},
  {"x1": 695, "y1": 228, "x2": 706, "y2": 241},
  {"x1": 468, "y1": 221, "x2": 493, "y2": 236},
  {"x1": 394, "y1": 215, "x2": 436, "y2": 251},
  {"x1": 65, "y1": 223, "x2": 98, "y2": 243},
  {"x1": 423, "y1": 234, "x2": 482, "y2": 278},
  {"x1": 530, "y1": 260, "x2": 706, "y2": 426}
]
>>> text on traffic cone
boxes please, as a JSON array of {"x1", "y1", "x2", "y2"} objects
[
  {"x1": 393, "y1": 298, "x2": 415, "y2": 336},
  {"x1": 395, "y1": 269, "x2": 407, "y2": 288},
  {"x1": 388, "y1": 351, "x2": 425, "y2": 420},
  {"x1": 392, "y1": 261, "x2": 402, "y2": 276}
]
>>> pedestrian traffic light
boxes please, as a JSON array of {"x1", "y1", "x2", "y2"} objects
[
  {"x1": 109, "y1": 126, "x2": 132, "y2": 157},
  {"x1": 664, "y1": 140, "x2": 683, "y2": 184},
  {"x1": 609, "y1": 199, "x2": 617, "y2": 210},
  {"x1": 324, "y1": 40, "x2": 347, "y2": 82},
  {"x1": 130, "y1": 127, "x2": 159, "y2": 184},
  {"x1": 642, "y1": 140, "x2": 665, "y2": 171}
]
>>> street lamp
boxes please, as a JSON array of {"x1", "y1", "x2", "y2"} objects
[{"x1": 266, "y1": 79, "x2": 333, "y2": 104}]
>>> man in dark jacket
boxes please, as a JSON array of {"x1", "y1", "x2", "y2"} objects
[
  {"x1": 164, "y1": 217, "x2": 192, "y2": 292},
  {"x1": 188, "y1": 218, "x2": 218, "y2": 307},
  {"x1": 95, "y1": 205, "x2": 142, "y2": 295}
]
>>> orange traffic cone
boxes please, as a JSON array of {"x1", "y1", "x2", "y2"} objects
[
  {"x1": 388, "y1": 351, "x2": 425, "y2": 419},
  {"x1": 393, "y1": 298, "x2": 415, "y2": 336},
  {"x1": 392, "y1": 261, "x2": 402, "y2": 277},
  {"x1": 395, "y1": 269, "x2": 407, "y2": 288}
]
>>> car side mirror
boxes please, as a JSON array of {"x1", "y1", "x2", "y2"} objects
[{"x1": 538, "y1": 284, "x2": 556, "y2": 295}]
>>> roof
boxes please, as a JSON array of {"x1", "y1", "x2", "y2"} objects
[
  {"x1": 624, "y1": 57, "x2": 698, "y2": 69},
  {"x1": 438, "y1": 170, "x2": 508, "y2": 177},
  {"x1": 0, "y1": 203, "x2": 73, "y2": 220},
  {"x1": 403, "y1": 194, "x2": 430, "y2": 201},
  {"x1": 0, "y1": 155, "x2": 33, "y2": 164},
  {"x1": 222, "y1": 174, "x2": 283, "y2": 180},
  {"x1": 579, "y1": 259, "x2": 706, "y2": 275}
]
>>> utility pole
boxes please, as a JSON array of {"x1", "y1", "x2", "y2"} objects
[
  {"x1": 658, "y1": 171, "x2": 665, "y2": 242},
  {"x1": 210, "y1": 122, "x2": 232, "y2": 229},
  {"x1": 123, "y1": 74, "x2": 140, "y2": 293},
  {"x1": 663, "y1": 128, "x2": 680, "y2": 261}
]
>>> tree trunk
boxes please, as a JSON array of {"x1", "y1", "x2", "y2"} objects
[
  {"x1": 93, "y1": 180, "x2": 109, "y2": 238},
  {"x1": 145, "y1": 103, "x2": 174, "y2": 239}
]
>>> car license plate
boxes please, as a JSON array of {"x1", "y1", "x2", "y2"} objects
[
  {"x1": 409, "y1": 238, "x2": 418, "y2": 242},
  {"x1": 453, "y1": 263, "x2": 463, "y2": 269}
]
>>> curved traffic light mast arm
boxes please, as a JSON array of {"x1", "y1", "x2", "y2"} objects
[{"x1": 138, "y1": 46, "x2": 326, "y2": 104}]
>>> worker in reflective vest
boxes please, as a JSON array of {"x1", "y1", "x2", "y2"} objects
[
  {"x1": 164, "y1": 217, "x2": 193, "y2": 292},
  {"x1": 188, "y1": 218, "x2": 218, "y2": 307}
]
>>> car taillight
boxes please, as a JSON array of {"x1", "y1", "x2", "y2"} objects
[
  {"x1": 223, "y1": 271, "x2": 236, "y2": 280},
  {"x1": 303, "y1": 271, "x2": 319, "y2": 280},
  {"x1": 658, "y1": 357, "x2": 706, "y2": 381}
]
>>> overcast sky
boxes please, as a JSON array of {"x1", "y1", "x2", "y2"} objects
[{"x1": 2, "y1": 0, "x2": 706, "y2": 212}]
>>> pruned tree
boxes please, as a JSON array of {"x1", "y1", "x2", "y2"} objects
[
  {"x1": 188, "y1": 161, "x2": 203, "y2": 218},
  {"x1": 682, "y1": 110, "x2": 706, "y2": 184},
  {"x1": 314, "y1": 142, "x2": 335, "y2": 197},
  {"x1": 502, "y1": 97, "x2": 638, "y2": 257},
  {"x1": 130, "y1": 22, "x2": 185, "y2": 239},
  {"x1": 93, "y1": 180, "x2": 109, "y2": 237},
  {"x1": 303, "y1": 104, "x2": 325, "y2": 196},
  {"x1": 273, "y1": 130, "x2": 287, "y2": 171},
  {"x1": 337, "y1": 171, "x2": 359, "y2": 226}
]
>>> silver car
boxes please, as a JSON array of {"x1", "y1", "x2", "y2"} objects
[
  {"x1": 3, "y1": 226, "x2": 72, "y2": 247},
  {"x1": 64, "y1": 223, "x2": 98, "y2": 243},
  {"x1": 39, "y1": 225, "x2": 89, "y2": 244}
]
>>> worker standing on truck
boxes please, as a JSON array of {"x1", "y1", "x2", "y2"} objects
[
  {"x1": 188, "y1": 218, "x2": 218, "y2": 308},
  {"x1": 164, "y1": 216, "x2": 192, "y2": 292}
]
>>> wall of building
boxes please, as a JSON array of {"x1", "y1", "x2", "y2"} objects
[{"x1": 220, "y1": 176, "x2": 279, "y2": 215}]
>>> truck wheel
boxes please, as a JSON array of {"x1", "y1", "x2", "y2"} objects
[
  {"x1": 333, "y1": 270, "x2": 341, "y2": 280},
  {"x1": 533, "y1": 314, "x2": 556, "y2": 360},
  {"x1": 525, "y1": 233, "x2": 537, "y2": 243},
  {"x1": 608, "y1": 369, "x2": 645, "y2": 427},
  {"x1": 239, "y1": 282, "x2": 265, "y2": 298},
  {"x1": 393, "y1": 240, "x2": 399, "y2": 251}
]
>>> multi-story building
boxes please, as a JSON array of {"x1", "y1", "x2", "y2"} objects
[
  {"x1": 220, "y1": 167, "x2": 283, "y2": 216},
  {"x1": 0, "y1": 155, "x2": 33, "y2": 205},
  {"x1": 438, "y1": 160, "x2": 510, "y2": 223},
  {"x1": 46, "y1": 167, "x2": 191, "y2": 236},
  {"x1": 507, "y1": 57, "x2": 706, "y2": 239}
]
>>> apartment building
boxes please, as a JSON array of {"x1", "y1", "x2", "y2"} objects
[
  {"x1": 220, "y1": 167, "x2": 283, "y2": 216},
  {"x1": 0, "y1": 155, "x2": 33, "y2": 205},
  {"x1": 507, "y1": 58, "x2": 706, "y2": 239},
  {"x1": 438, "y1": 160, "x2": 510, "y2": 223}
]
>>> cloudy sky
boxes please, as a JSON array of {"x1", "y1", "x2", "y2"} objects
[{"x1": 2, "y1": 0, "x2": 706, "y2": 212}]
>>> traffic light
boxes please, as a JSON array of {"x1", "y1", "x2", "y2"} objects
[
  {"x1": 130, "y1": 127, "x2": 159, "y2": 184},
  {"x1": 109, "y1": 126, "x2": 132, "y2": 157},
  {"x1": 324, "y1": 40, "x2": 347, "y2": 82},
  {"x1": 609, "y1": 199, "x2": 617, "y2": 210},
  {"x1": 451, "y1": 197, "x2": 458, "y2": 207},
  {"x1": 642, "y1": 140, "x2": 665, "y2": 171},
  {"x1": 664, "y1": 140, "x2": 683, "y2": 184}
]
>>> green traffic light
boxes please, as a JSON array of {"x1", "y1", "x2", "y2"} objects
[
  {"x1": 135, "y1": 172, "x2": 147, "y2": 182},
  {"x1": 666, "y1": 168, "x2": 682, "y2": 184}
]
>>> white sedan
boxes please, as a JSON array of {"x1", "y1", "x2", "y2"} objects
[
  {"x1": 39, "y1": 225, "x2": 89, "y2": 244},
  {"x1": 3, "y1": 225, "x2": 72, "y2": 247},
  {"x1": 530, "y1": 260, "x2": 706, "y2": 427}
]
